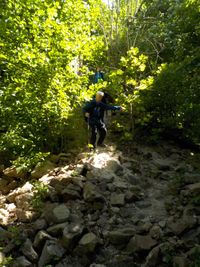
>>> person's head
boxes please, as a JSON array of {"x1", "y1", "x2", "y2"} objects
[
  {"x1": 96, "y1": 67, "x2": 101, "y2": 72},
  {"x1": 96, "y1": 91, "x2": 104, "y2": 102}
]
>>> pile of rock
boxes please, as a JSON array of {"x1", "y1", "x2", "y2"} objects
[{"x1": 0, "y1": 145, "x2": 199, "y2": 267}]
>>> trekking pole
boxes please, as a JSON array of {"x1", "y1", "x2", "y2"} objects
[{"x1": 87, "y1": 120, "x2": 90, "y2": 146}]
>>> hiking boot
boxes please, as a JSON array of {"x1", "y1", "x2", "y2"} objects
[{"x1": 88, "y1": 144, "x2": 96, "y2": 151}]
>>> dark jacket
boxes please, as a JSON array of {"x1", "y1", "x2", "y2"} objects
[{"x1": 83, "y1": 100, "x2": 120, "y2": 124}]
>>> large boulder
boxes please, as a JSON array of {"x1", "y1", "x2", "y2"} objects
[
  {"x1": 173, "y1": 256, "x2": 189, "y2": 267},
  {"x1": 15, "y1": 192, "x2": 34, "y2": 209},
  {"x1": 167, "y1": 215, "x2": 196, "y2": 235},
  {"x1": 21, "y1": 239, "x2": 38, "y2": 262},
  {"x1": 61, "y1": 183, "x2": 81, "y2": 201},
  {"x1": 83, "y1": 182, "x2": 105, "y2": 209},
  {"x1": 31, "y1": 160, "x2": 56, "y2": 179},
  {"x1": 0, "y1": 178, "x2": 10, "y2": 194},
  {"x1": 32, "y1": 219, "x2": 47, "y2": 231},
  {"x1": 44, "y1": 204, "x2": 70, "y2": 224},
  {"x1": 62, "y1": 222, "x2": 84, "y2": 249},
  {"x1": 33, "y1": 230, "x2": 55, "y2": 251},
  {"x1": 107, "y1": 228, "x2": 135, "y2": 245},
  {"x1": 185, "y1": 182, "x2": 200, "y2": 195},
  {"x1": 127, "y1": 234, "x2": 157, "y2": 253},
  {"x1": 7, "y1": 182, "x2": 33, "y2": 203},
  {"x1": 110, "y1": 193, "x2": 125, "y2": 206},
  {"x1": 149, "y1": 225, "x2": 163, "y2": 240},
  {"x1": 106, "y1": 159, "x2": 123, "y2": 174},
  {"x1": 0, "y1": 208, "x2": 10, "y2": 225},
  {"x1": 13, "y1": 256, "x2": 32, "y2": 267},
  {"x1": 47, "y1": 222, "x2": 69, "y2": 237},
  {"x1": 76, "y1": 233, "x2": 99, "y2": 254},
  {"x1": 38, "y1": 240, "x2": 66, "y2": 267},
  {"x1": 152, "y1": 158, "x2": 172, "y2": 171},
  {"x1": 143, "y1": 246, "x2": 160, "y2": 267},
  {"x1": 16, "y1": 209, "x2": 38, "y2": 223},
  {"x1": 3, "y1": 166, "x2": 27, "y2": 179}
]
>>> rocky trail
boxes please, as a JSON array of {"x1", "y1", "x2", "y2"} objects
[{"x1": 0, "y1": 141, "x2": 200, "y2": 267}]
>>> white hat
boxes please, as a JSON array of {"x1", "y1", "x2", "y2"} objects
[{"x1": 96, "y1": 91, "x2": 104, "y2": 97}]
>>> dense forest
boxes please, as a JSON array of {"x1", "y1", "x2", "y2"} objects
[{"x1": 0, "y1": 0, "x2": 199, "y2": 168}]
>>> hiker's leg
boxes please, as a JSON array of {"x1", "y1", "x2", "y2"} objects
[
  {"x1": 90, "y1": 125, "x2": 98, "y2": 147},
  {"x1": 97, "y1": 122, "x2": 107, "y2": 145}
]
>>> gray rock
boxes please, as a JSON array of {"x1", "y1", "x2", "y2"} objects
[
  {"x1": 6, "y1": 182, "x2": 33, "y2": 203},
  {"x1": 125, "y1": 186, "x2": 142, "y2": 202},
  {"x1": 31, "y1": 160, "x2": 56, "y2": 179},
  {"x1": 76, "y1": 232, "x2": 99, "y2": 254},
  {"x1": 149, "y1": 225, "x2": 163, "y2": 240},
  {"x1": 83, "y1": 182, "x2": 101, "y2": 201},
  {"x1": 106, "y1": 159, "x2": 123, "y2": 174},
  {"x1": 122, "y1": 158, "x2": 140, "y2": 172},
  {"x1": 38, "y1": 240, "x2": 66, "y2": 267},
  {"x1": 158, "y1": 220, "x2": 166, "y2": 229},
  {"x1": 90, "y1": 265, "x2": 106, "y2": 267},
  {"x1": 52, "y1": 204, "x2": 70, "y2": 223},
  {"x1": 15, "y1": 192, "x2": 34, "y2": 209},
  {"x1": 143, "y1": 246, "x2": 160, "y2": 267},
  {"x1": 16, "y1": 208, "x2": 38, "y2": 223},
  {"x1": 0, "y1": 178, "x2": 10, "y2": 194},
  {"x1": 167, "y1": 215, "x2": 196, "y2": 235},
  {"x1": 153, "y1": 158, "x2": 172, "y2": 171},
  {"x1": 123, "y1": 172, "x2": 140, "y2": 185},
  {"x1": 3, "y1": 166, "x2": 27, "y2": 179},
  {"x1": 127, "y1": 234, "x2": 157, "y2": 253},
  {"x1": 83, "y1": 182, "x2": 105, "y2": 209},
  {"x1": 137, "y1": 221, "x2": 153, "y2": 233},
  {"x1": 107, "y1": 228, "x2": 135, "y2": 245},
  {"x1": 55, "y1": 256, "x2": 82, "y2": 267},
  {"x1": 21, "y1": 239, "x2": 38, "y2": 262},
  {"x1": 100, "y1": 171, "x2": 115, "y2": 183},
  {"x1": 33, "y1": 230, "x2": 54, "y2": 250},
  {"x1": 183, "y1": 173, "x2": 200, "y2": 184},
  {"x1": 62, "y1": 222, "x2": 84, "y2": 249},
  {"x1": 181, "y1": 226, "x2": 200, "y2": 246},
  {"x1": 13, "y1": 256, "x2": 32, "y2": 267},
  {"x1": 33, "y1": 218, "x2": 47, "y2": 231},
  {"x1": 185, "y1": 182, "x2": 200, "y2": 195},
  {"x1": 110, "y1": 193, "x2": 125, "y2": 206},
  {"x1": 61, "y1": 185, "x2": 81, "y2": 201},
  {"x1": 173, "y1": 256, "x2": 189, "y2": 267},
  {"x1": 47, "y1": 222, "x2": 69, "y2": 236}
]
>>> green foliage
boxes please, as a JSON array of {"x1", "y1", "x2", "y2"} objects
[
  {"x1": 6, "y1": 225, "x2": 23, "y2": 247},
  {"x1": 169, "y1": 175, "x2": 186, "y2": 195},
  {"x1": 31, "y1": 180, "x2": 49, "y2": 210},
  {"x1": 0, "y1": 0, "x2": 105, "y2": 165},
  {"x1": 190, "y1": 247, "x2": 200, "y2": 267},
  {"x1": 0, "y1": 254, "x2": 13, "y2": 267},
  {"x1": 191, "y1": 194, "x2": 200, "y2": 206},
  {"x1": 162, "y1": 246, "x2": 176, "y2": 266},
  {"x1": 12, "y1": 151, "x2": 50, "y2": 173}
]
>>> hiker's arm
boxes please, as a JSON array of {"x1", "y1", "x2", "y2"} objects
[{"x1": 98, "y1": 102, "x2": 121, "y2": 111}]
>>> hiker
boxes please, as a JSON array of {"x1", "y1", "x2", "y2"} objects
[
  {"x1": 83, "y1": 91, "x2": 123, "y2": 148},
  {"x1": 94, "y1": 67, "x2": 105, "y2": 84}
]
